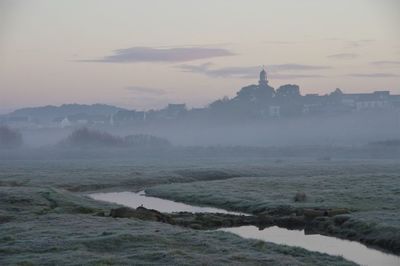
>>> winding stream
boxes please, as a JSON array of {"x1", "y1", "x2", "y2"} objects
[
  {"x1": 90, "y1": 191, "x2": 400, "y2": 266},
  {"x1": 220, "y1": 226, "x2": 399, "y2": 266},
  {"x1": 90, "y1": 191, "x2": 247, "y2": 215}
]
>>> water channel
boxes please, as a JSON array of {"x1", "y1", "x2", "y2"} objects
[{"x1": 90, "y1": 191, "x2": 400, "y2": 266}]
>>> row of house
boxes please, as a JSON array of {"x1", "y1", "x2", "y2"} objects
[
  {"x1": 225, "y1": 69, "x2": 400, "y2": 119},
  {"x1": 269, "y1": 90, "x2": 399, "y2": 118}
]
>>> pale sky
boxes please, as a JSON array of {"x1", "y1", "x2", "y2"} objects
[{"x1": 1, "y1": 0, "x2": 400, "y2": 113}]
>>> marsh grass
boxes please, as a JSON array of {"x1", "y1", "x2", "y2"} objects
[{"x1": 1, "y1": 158, "x2": 398, "y2": 264}]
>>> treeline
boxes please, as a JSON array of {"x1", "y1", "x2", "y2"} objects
[
  {"x1": 0, "y1": 126, "x2": 23, "y2": 149},
  {"x1": 370, "y1": 139, "x2": 400, "y2": 147},
  {"x1": 60, "y1": 127, "x2": 171, "y2": 149}
]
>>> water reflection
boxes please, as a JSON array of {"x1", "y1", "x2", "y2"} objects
[
  {"x1": 89, "y1": 191, "x2": 247, "y2": 215},
  {"x1": 220, "y1": 225, "x2": 400, "y2": 266}
]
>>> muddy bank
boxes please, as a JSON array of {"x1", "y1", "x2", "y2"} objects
[
  {"x1": 109, "y1": 206, "x2": 306, "y2": 230},
  {"x1": 108, "y1": 206, "x2": 350, "y2": 231}
]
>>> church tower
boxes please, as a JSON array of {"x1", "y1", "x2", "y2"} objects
[{"x1": 259, "y1": 68, "x2": 269, "y2": 87}]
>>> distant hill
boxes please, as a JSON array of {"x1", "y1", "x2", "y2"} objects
[{"x1": 7, "y1": 104, "x2": 127, "y2": 122}]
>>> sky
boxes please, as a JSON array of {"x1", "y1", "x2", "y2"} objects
[{"x1": 0, "y1": 0, "x2": 400, "y2": 113}]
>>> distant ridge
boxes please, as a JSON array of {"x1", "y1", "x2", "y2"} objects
[{"x1": 8, "y1": 104, "x2": 127, "y2": 120}]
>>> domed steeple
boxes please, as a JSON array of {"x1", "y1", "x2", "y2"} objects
[{"x1": 259, "y1": 67, "x2": 268, "y2": 87}]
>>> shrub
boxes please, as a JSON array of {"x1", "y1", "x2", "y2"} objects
[
  {"x1": 61, "y1": 128, "x2": 171, "y2": 149},
  {"x1": 62, "y1": 127, "x2": 124, "y2": 148},
  {"x1": 0, "y1": 126, "x2": 23, "y2": 149}
]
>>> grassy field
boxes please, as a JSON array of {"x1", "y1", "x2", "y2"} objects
[
  {"x1": 1, "y1": 157, "x2": 398, "y2": 265},
  {"x1": 146, "y1": 163, "x2": 400, "y2": 215},
  {"x1": 146, "y1": 160, "x2": 400, "y2": 253}
]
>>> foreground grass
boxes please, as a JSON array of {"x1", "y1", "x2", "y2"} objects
[
  {"x1": 2, "y1": 158, "x2": 399, "y2": 264},
  {"x1": 1, "y1": 213, "x2": 354, "y2": 265},
  {"x1": 0, "y1": 180, "x2": 355, "y2": 265}
]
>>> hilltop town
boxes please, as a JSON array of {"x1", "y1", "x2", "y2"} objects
[{"x1": 2, "y1": 69, "x2": 400, "y2": 129}]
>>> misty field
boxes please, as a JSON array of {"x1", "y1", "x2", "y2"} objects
[{"x1": 0, "y1": 157, "x2": 399, "y2": 265}]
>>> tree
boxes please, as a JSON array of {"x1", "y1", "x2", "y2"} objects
[{"x1": 276, "y1": 84, "x2": 300, "y2": 98}]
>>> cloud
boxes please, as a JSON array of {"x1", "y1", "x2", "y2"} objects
[
  {"x1": 347, "y1": 73, "x2": 400, "y2": 78},
  {"x1": 327, "y1": 53, "x2": 358, "y2": 59},
  {"x1": 271, "y1": 74, "x2": 325, "y2": 79},
  {"x1": 346, "y1": 39, "x2": 375, "y2": 48},
  {"x1": 125, "y1": 86, "x2": 166, "y2": 95},
  {"x1": 323, "y1": 38, "x2": 375, "y2": 49},
  {"x1": 79, "y1": 46, "x2": 235, "y2": 63},
  {"x1": 264, "y1": 41, "x2": 296, "y2": 45},
  {"x1": 178, "y1": 64, "x2": 259, "y2": 78},
  {"x1": 268, "y1": 64, "x2": 331, "y2": 71},
  {"x1": 324, "y1": 38, "x2": 344, "y2": 41},
  {"x1": 121, "y1": 86, "x2": 172, "y2": 110},
  {"x1": 371, "y1": 61, "x2": 400, "y2": 67},
  {"x1": 177, "y1": 63, "x2": 328, "y2": 79}
]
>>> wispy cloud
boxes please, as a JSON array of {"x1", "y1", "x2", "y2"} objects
[
  {"x1": 125, "y1": 86, "x2": 166, "y2": 95},
  {"x1": 327, "y1": 53, "x2": 358, "y2": 59},
  {"x1": 346, "y1": 39, "x2": 375, "y2": 48},
  {"x1": 177, "y1": 63, "x2": 329, "y2": 79},
  {"x1": 271, "y1": 74, "x2": 325, "y2": 79},
  {"x1": 121, "y1": 86, "x2": 173, "y2": 110},
  {"x1": 347, "y1": 73, "x2": 399, "y2": 78},
  {"x1": 178, "y1": 64, "x2": 258, "y2": 78},
  {"x1": 79, "y1": 46, "x2": 235, "y2": 63},
  {"x1": 269, "y1": 64, "x2": 331, "y2": 71},
  {"x1": 264, "y1": 41, "x2": 296, "y2": 45},
  {"x1": 324, "y1": 38, "x2": 344, "y2": 41},
  {"x1": 371, "y1": 61, "x2": 400, "y2": 67}
]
